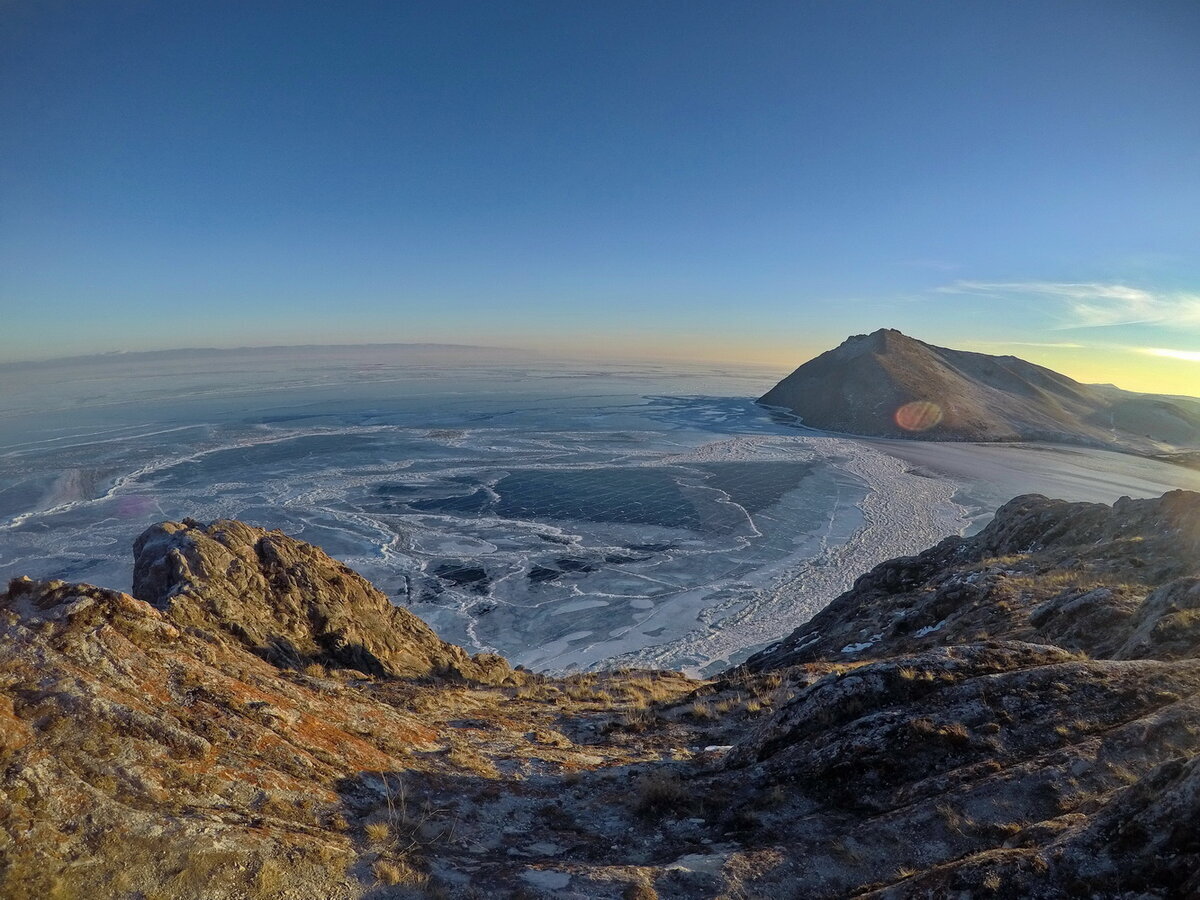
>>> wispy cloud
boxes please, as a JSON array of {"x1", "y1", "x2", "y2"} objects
[
  {"x1": 1140, "y1": 347, "x2": 1200, "y2": 363},
  {"x1": 936, "y1": 281, "x2": 1200, "y2": 329},
  {"x1": 966, "y1": 340, "x2": 1087, "y2": 349}
]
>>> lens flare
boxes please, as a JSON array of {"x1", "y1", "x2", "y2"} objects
[
  {"x1": 117, "y1": 495, "x2": 156, "y2": 517},
  {"x1": 894, "y1": 401, "x2": 943, "y2": 432}
]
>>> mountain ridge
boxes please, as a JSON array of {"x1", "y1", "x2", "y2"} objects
[
  {"x1": 3, "y1": 496, "x2": 1200, "y2": 897},
  {"x1": 761, "y1": 329, "x2": 1200, "y2": 454}
]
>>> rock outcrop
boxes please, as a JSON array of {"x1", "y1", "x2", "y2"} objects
[
  {"x1": 761, "y1": 328, "x2": 1200, "y2": 450},
  {"x1": 744, "y1": 489, "x2": 1200, "y2": 669},
  {"x1": 710, "y1": 489, "x2": 1200, "y2": 897},
  {"x1": 3, "y1": 496, "x2": 1200, "y2": 898},
  {"x1": 131, "y1": 518, "x2": 507, "y2": 681}
]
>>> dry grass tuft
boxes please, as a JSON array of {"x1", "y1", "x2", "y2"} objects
[
  {"x1": 372, "y1": 857, "x2": 428, "y2": 887},
  {"x1": 364, "y1": 821, "x2": 391, "y2": 844},
  {"x1": 909, "y1": 717, "x2": 971, "y2": 745},
  {"x1": 713, "y1": 695, "x2": 742, "y2": 715},
  {"x1": 687, "y1": 701, "x2": 717, "y2": 721}
]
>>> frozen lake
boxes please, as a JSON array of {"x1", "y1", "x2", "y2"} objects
[{"x1": 3, "y1": 346, "x2": 1199, "y2": 674}]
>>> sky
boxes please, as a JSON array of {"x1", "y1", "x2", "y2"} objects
[{"x1": 2, "y1": 1, "x2": 1198, "y2": 394}]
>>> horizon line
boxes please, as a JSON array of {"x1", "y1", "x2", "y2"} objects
[{"x1": 0, "y1": 341, "x2": 534, "y2": 368}]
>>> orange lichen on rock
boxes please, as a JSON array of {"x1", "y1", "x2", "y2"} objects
[{"x1": 0, "y1": 696, "x2": 31, "y2": 754}]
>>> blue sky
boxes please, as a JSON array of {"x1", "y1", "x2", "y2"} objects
[{"x1": 2, "y1": 1, "x2": 1198, "y2": 392}]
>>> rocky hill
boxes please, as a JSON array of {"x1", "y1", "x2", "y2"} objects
[
  {"x1": 3, "y1": 495, "x2": 1200, "y2": 897},
  {"x1": 760, "y1": 328, "x2": 1200, "y2": 452},
  {"x1": 130, "y1": 518, "x2": 508, "y2": 681}
]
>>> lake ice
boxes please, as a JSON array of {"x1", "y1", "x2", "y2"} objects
[{"x1": 3, "y1": 346, "x2": 1199, "y2": 675}]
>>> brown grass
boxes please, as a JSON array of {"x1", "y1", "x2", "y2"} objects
[
  {"x1": 365, "y1": 821, "x2": 391, "y2": 844},
  {"x1": 909, "y1": 717, "x2": 971, "y2": 745},
  {"x1": 713, "y1": 695, "x2": 742, "y2": 715},
  {"x1": 687, "y1": 701, "x2": 717, "y2": 721},
  {"x1": 373, "y1": 857, "x2": 427, "y2": 887}
]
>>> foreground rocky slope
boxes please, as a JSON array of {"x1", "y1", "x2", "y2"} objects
[
  {"x1": 3, "y1": 494, "x2": 1200, "y2": 897},
  {"x1": 761, "y1": 328, "x2": 1200, "y2": 451}
]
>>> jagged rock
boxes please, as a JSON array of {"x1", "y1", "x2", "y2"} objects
[
  {"x1": 3, "y1": 493, "x2": 1200, "y2": 897},
  {"x1": 0, "y1": 566, "x2": 700, "y2": 898},
  {"x1": 1117, "y1": 576, "x2": 1200, "y2": 660},
  {"x1": 745, "y1": 490, "x2": 1200, "y2": 670},
  {"x1": 874, "y1": 753, "x2": 1200, "y2": 897},
  {"x1": 131, "y1": 518, "x2": 508, "y2": 680}
]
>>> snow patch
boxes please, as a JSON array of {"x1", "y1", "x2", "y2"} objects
[
  {"x1": 915, "y1": 619, "x2": 947, "y2": 638},
  {"x1": 841, "y1": 633, "x2": 882, "y2": 654},
  {"x1": 520, "y1": 869, "x2": 571, "y2": 891}
]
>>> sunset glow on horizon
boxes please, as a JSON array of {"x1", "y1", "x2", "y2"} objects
[{"x1": 2, "y1": 2, "x2": 1197, "y2": 398}]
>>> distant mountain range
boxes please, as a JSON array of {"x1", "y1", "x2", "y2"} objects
[{"x1": 761, "y1": 328, "x2": 1200, "y2": 455}]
